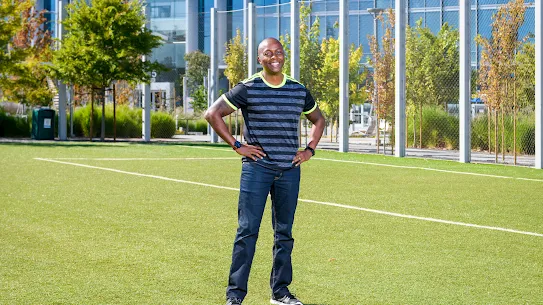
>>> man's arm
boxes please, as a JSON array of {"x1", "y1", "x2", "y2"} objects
[
  {"x1": 204, "y1": 97, "x2": 265, "y2": 160},
  {"x1": 292, "y1": 107, "x2": 325, "y2": 166}
]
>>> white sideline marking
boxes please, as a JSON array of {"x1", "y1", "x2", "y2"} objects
[
  {"x1": 34, "y1": 157, "x2": 543, "y2": 238},
  {"x1": 50, "y1": 157, "x2": 239, "y2": 161},
  {"x1": 314, "y1": 157, "x2": 543, "y2": 183}
]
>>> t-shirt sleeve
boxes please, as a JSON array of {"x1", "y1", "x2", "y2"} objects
[
  {"x1": 302, "y1": 89, "x2": 317, "y2": 114},
  {"x1": 222, "y1": 83, "x2": 247, "y2": 110}
]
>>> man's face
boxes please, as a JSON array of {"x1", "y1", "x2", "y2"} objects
[{"x1": 258, "y1": 39, "x2": 285, "y2": 74}]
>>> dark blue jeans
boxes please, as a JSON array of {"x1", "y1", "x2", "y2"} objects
[{"x1": 226, "y1": 161, "x2": 301, "y2": 301}]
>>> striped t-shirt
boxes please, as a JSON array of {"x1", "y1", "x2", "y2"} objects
[{"x1": 222, "y1": 72, "x2": 317, "y2": 170}]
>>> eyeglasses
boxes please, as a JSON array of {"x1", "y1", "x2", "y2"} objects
[{"x1": 261, "y1": 50, "x2": 284, "y2": 58}]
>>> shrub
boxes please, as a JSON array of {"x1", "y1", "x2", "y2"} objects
[
  {"x1": 0, "y1": 109, "x2": 31, "y2": 137},
  {"x1": 407, "y1": 106, "x2": 459, "y2": 149},
  {"x1": 72, "y1": 104, "x2": 176, "y2": 138},
  {"x1": 151, "y1": 111, "x2": 176, "y2": 138}
]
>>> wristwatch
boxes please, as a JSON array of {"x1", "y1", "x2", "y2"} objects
[
  {"x1": 233, "y1": 140, "x2": 242, "y2": 150},
  {"x1": 305, "y1": 146, "x2": 315, "y2": 156}
]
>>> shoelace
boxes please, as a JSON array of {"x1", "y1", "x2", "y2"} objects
[{"x1": 228, "y1": 297, "x2": 242, "y2": 305}]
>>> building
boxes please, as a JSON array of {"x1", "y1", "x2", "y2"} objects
[{"x1": 38, "y1": 0, "x2": 536, "y2": 99}]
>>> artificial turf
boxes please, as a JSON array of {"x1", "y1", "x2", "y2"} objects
[{"x1": 1, "y1": 141, "x2": 542, "y2": 304}]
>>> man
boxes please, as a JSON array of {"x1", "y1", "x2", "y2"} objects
[{"x1": 204, "y1": 37, "x2": 325, "y2": 305}]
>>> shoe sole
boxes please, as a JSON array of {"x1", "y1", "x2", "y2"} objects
[{"x1": 270, "y1": 299, "x2": 303, "y2": 305}]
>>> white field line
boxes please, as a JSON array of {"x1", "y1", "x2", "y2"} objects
[
  {"x1": 313, "y1": 157, "x2": 543, "y2": 183},
  {"x1": 34, "y1": 157, "x2": 543, "y2": 238},
  {"x1": 49, "y1": 157, "x2": 239, "y2": 161}
]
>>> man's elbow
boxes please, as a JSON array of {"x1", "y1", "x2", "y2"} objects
[{"x1": 204, "y1": 109, "x2": 213, "y2": 123}]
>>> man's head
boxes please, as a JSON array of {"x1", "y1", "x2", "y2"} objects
[{"x1": 257, "y1": 37, "x2": 285, "y2": 75}]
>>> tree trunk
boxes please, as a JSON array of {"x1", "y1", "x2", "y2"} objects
[
  {"x1": 501, "y1": 106, "x2": 505, "y2": 162},
  {"x1": 487, "y1": 107, "x2": 491, "y2": 153},
  {"x1": 513, "y1": 80, "x2": 517, "y2": 165},
  {"x1": 330, "y1": 119, "x2": 334, "y2": 142},
  {"x1": 383, "y1": 119, "x2": 387, "y2": 155},
  {"x1": 376, "y1": 113, "x2": 380, "y2": 153},
  {"x1": 101, "y1": 88, "x2": 105, "y2": 142},
  {"x1": 405, "y1": 114, "x2": 408, "y2": 149},
  {"x1": 412, "y1": 113, "x2": 416, "y2": 148},
  {"x1": 419, "y1": 102, "x2": 423, "y2": 149},
  {"x1": 494, "y1": 109, "x2": 498, "y2": 163},
  {"x1": 90, "y1": 89, "x2": 94, "y2": 141},
  {"x1": 113, "y1": 84, "x2": 117, "y2": 142}
]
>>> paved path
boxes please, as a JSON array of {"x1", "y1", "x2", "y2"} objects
[{"x1": 1, "y1": 135, "x2": 535, "y2": 167}]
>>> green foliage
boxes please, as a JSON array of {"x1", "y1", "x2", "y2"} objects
[
  {"x1": 471, "y1": 114, "x2": 535, "y2": 154},
  {"x1": 0, "y1": 0, "x2": 30, "y2": 77},
  {"x1": 407, "y1": 107, "x2": 458, "y2": 149},
  {"x1": 50, "y1": 0, "x2": 165, "y2": 88},
  {"x1": 0, "y1": 3, "x2": 54, "y2": 106},
  {"x1": 0, "y1": 109, "x2": 30, "y2": 137},
  {"x1": 318, "y1": 38, "x2": 367, "y2": 122},
  {"x1": 223, "y1": 29, "x2": 247, "y2": 87},
  {"x1": 190, "y1": 85, "x2": 208, "y2": 114},
  {"x1": 515, "y1": 42, "x2": 535, "y2": 109},
  {"x1": 280, "y1": 2, "x2": 323, "y2": 98},
  {"x1": 71, "y1": 104, "x2": 174, "y2": 138},
  {"x1": 184, "y1": 50, "x2": 210, "y2": 92},
  {"x1": 150, "y1": 111, "x2": 176, "y2": 138}
]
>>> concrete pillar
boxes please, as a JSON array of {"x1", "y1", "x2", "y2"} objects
[
  {"x1": 248, "y1": 3, "x2": 256, "y2": 77},
  {"x1": 459, "y1": 0, "x2": 471, "y2": 163},
  {"x1": 186, "y1": 0, "x2": 198, "y2": 53},
  {"x1": 290, "y1": 0, "x2": 300, "y2": 80},
  {"x1": 209, "y1": 8, "x2": 219, "y2": 143},
  {"x1": 338, "y1": 0, "x2": 349, "y2": 152},
  {"x1": 536, "y1": 0, "x2": 542, "y2": 168},
  {"x1": 395, "y1": 0, "x2": 406, "y2": 157}
]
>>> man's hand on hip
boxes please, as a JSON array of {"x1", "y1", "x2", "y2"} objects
[
  {"x1": 292, "y1": 150, "x2": 312, "y2": 167},
  {"x1": 236, "y1": 144, "x2": 266, "y2": 161}
]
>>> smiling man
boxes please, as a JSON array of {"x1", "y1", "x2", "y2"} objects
[{"x1": 205, "y1": 37, "x2": 325, "y2": 305}]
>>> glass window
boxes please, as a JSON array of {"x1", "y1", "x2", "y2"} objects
[
  {"x1": 477, "y1": 9, "x2": 494, "y2": 41},
  {"x1": 519, "y1": 7, "x2": 534, "y2": 40},
  {"x1": 426, "y1": 0, "x2": 441, "y2": 8},
  {"x1": 173, "y1": 0, "x2": 186, "y2": 18},
  {"x1": 151, "y1": 17, "x2": 187, "y2": 42},
  {"x1": 376, "y1": 0, "x2": 392, "y2": 8},
  {"x1": 358, "y1": 0, "x2": 373, "y2": 11},
  {"x1": 327, "y1": 2, "x2": 339, "y2": 12},
  {"x1": 153, "y1": 43, "x2": 176, "y2": 68},
  {"x1": 410, "y1": 12, "x2": 424, "y2": 27},
  {"x1": 425, "y1": 12, "x2": 440, "y2": 34},
  {"x1": 443, "y1": 11, "x2": 458, "y2": 29},
  {"x1": 409, "y1": 0, "x2": 425, "y2": 9},
  {"x1": 349, "y1": 14, "x2": 358, "y2": 46},
  {"x1": 279, "y1": 16, "x2": 291, "y2": 37},
  {"x1": 478, "y1": 0, "x2": 497, "y2": 4},
  {"x1": 359, "y1": 14, "x2": 373, "y2": 57},
  {"x1": 326, "y1": 15, "x2": 339, "y2": 38},
  {"x1": 443, "y1": 0, "x2": 458, "y2": 6}
]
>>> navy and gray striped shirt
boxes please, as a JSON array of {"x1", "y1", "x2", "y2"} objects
[{"x1": 222, "y1": 72, "x2": 317, "y2": 170}]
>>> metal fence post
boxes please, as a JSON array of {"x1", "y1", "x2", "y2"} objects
[
  {"x1": 290, "y1": 0, "x2": 300, "y2": 80},
  {"x1": 536, "y1": 0, "x2": 542, "y2": 169},
  {"x1": 395, "y1": 0, "x2": 406, "y2": 157},
  {"x1": 209, "y1": 7, "x2": 219, "y2": 143},
  {"x1": 339, "y1": 0, "x2": 349, "y2": 153},
  {"x1": 248, "y1": 3, "x2": 256, "y2": 77},
  {"x1": 459, "y1": 0, "x2": 471, "y2": 163}
]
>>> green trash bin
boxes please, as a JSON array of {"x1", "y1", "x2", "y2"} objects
[{"x1": 31, "y1": 108, "x2": 55, "y2": 140}]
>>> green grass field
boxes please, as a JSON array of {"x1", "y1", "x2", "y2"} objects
[{"x1": 1, "y1": 141, "x2": 542, "y2": 304}]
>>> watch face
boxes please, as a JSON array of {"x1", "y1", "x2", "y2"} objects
[{"x1": 234, "y1": 141, "x2": 242, "y2": 149}]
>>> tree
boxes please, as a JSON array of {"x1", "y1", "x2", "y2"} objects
[
  {"x1": 223, "y1": 28, "x2": 247, "y2": 137},
  {"x1": 0, "y1": 0, "x2": 30, "y2": 99},
  {"x1": 184, "y1": 50, "x2": 210, "y2": 94},
  {"x1": 280, "y1": 2, "x2": 323, "y2": 100},
  {"x1": 1, "y1": 4, "x2": 54, "y2": 106},
  {"x1": 368, "y1": 9, "x2": 395, "y2": 154},
  {"x1": 318, "y1": 37, "x2": 366, "y2": 141},
  {"x1": 50, "y1": 0, "x2": 164, "y2": 140},
  {"x1": 476, "y1": 0, "x2": 526, "y2": 163},
  {"x1": 405, "y1": 19, "x2": 459, "y2": 148}
]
